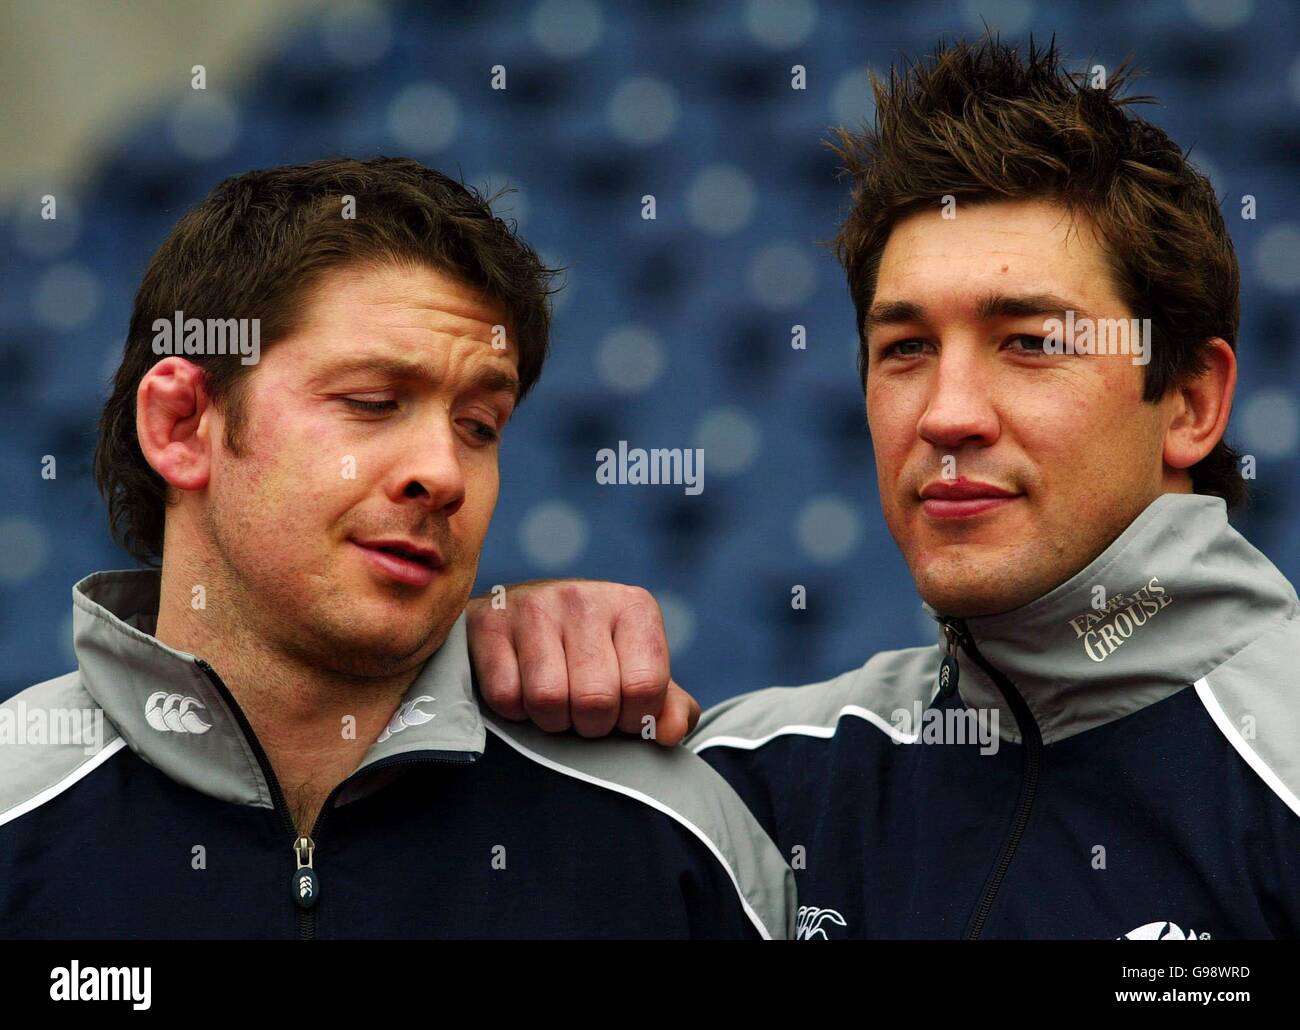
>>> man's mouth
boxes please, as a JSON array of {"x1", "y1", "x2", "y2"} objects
[
  {"x1": 918, "y1": 478, "x2": 1022, "y2": 521},
  {"x1": 921, "y1": 496, "x2": 1019, "y2": 520},
  {"x1": 351, "y1": 539, "x2": 445, "y2": 587}
]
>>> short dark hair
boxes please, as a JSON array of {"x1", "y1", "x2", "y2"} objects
[
  {"x1": 829, "y1": 36, "x2": 1246, "y2": 509},
  {"x1": 96, "y1": 156, "x2": 560, "y2": 564}
]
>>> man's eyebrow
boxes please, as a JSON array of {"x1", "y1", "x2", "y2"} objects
[
  {"x1": 864, "y1": 293, "x2": 1093, "y2": 335},
  {"x1": 468, "y1": 367, "x2": 521, "y2": 400},
  {"x1": 975, "y1": 292, "x2": 1092, "y2": 322},
  {"x1": 863, "y1": 300, "x2": 926, "y2": 334},
  {"x1": 310, "y1": 356, "x2": 520, "y2": 399}
]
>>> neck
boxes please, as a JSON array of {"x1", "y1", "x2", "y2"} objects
[
  {"x1": 926, "y1": 493, "x2": 1295, "y2": 745},
  {"x1": 153, "y1": 547, "x2": 417, "y2": 834}
]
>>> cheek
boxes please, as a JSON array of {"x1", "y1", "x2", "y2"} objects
[
  {"x1": 1004, "y1": 368, "x2": 1128, "y2": 484},
  {"x1": 232, "y1": 404, "x2": 364, "y2": 526},
  {"x1": 866, "y1": 385, "x2": 898, "y2": 442},
  {"x1": 455, "y1": 456, "x2": 499, "y2": 545},
  {"x1": 867, "y1": 381, "x2": 924, "y2": 471}
]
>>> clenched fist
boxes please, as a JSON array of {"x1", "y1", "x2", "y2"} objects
[{"x1": 466, "y1": 580, "x2": 701, "y2": 745}]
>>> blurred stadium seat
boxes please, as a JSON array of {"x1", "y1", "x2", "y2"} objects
[{"x1": 2, "y1": 0, "x2": 1297, "y2": 706}]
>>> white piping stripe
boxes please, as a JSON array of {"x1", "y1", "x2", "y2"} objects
[
  {"x1": 690, "y1": 695, "x2": 937, "y2": 753},
  {"x1": 484, "y1": 721, "x2": 774, "y2": 940},
  {"x1": 0, "y1": 737, "x2": 129, "y2": 828},
  {"x1": 1194, "y1": 677, "x2": 1300, "y2": 820}
]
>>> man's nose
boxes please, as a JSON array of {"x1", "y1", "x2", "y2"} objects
[
  {"x1": 915, "y1": 346, "x2": 1001, "y2": 450},
  {"x1": 388, "y1": 416, "x2": 466, "y2": 517}
]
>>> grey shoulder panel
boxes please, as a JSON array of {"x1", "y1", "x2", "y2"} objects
[
  {"x1": 0, "y1": 671, "x2": 127, "y2": 827},
  {"x1": 481, "y1": 712, "x2": 796, "y2": 939},
  {"x1": 1194, "y1": 603, "x2": 1300, "y2": 819},
  {"x1": 687, "y1": 644, "x2": 941, "y2": 752}
]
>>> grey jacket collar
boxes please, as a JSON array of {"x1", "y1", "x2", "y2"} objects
[
  {"x1": 923, "y1": 493, "x2": 1300, "y2": 744},
  {"x1": 71, "y1": 569, "x2": 485, "y2": 809}
]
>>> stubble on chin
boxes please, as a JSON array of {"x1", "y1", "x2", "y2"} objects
[{"x1": 305, "y1": 563, "x2": 478, "y2": 678}]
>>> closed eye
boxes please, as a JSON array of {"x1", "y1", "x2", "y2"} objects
[
  {"x1": 342, "y1": 398, "x2": 398, "y2": 414},
  {"x1": 462, "y1": 419, "x2": 500, "y2": 444}
]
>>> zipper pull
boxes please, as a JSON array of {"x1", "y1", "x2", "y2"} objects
[
  {"x1": 937, "y1": 621, "x2": 962, "y2": 699},
  {"x1": 293, "y1": 836, "x2": 319, "y2": 910}
]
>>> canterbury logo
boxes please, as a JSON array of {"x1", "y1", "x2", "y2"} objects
[
  {"x1": 376, "y1": 695, "x2": 436, "y2": 743},
  {"x1": 297, "y1": 875, "x2": 314, "y2": 900},
  {"x1": 796, "y1": 906, "x2": 847, "y2": 940},
  {"x1": 1064, "y1": 576, "x2": 1173, "y2": 663},
  {"x1": 1120, "y1": 921, "x2": 1210, "y2": 940},
  {"x1": 144, "y1": 691, "x2": 212, "y2": 734}
]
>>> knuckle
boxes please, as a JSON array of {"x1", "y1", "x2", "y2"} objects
[
  {"x1": 570, "y1": 689, "x2": 619, "y2": 717},
  {"x1": 469, "y1": 628, "x2": 513, "y2": 662},
  {"x1": 621, "y1": 594, "x2": 668, "y2": 637},
  {"x1": 620, "y1": 671, "x2": 666, "y2": 702},
  {"x1": 467, "y1": 615, "x2": 508, "y2": 648},
  {"x1": 516, "y1": 592, "x2": 555, "y2": 624},
  {"x1": 556, "y1": 582, "x2": 596, "y2": 618},
  {"x1": 635, "y1": 630, "x2": 670, "y2": 670},
  {"x1": 622, "y1": 585, "x2": 659, "y2": 612},
  {"x1": 524, "y1": 680, "x2": 569, "y2": 710},
  {"x1": 477, "y1": 667, "x2": 520, "y2": 697}
]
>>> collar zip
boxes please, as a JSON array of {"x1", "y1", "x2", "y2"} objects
[{"x1": 936, "y1": 618, "x2": 966, "y2": 699}]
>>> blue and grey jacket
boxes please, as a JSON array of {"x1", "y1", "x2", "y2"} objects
[
  {"x1": 0, "y1": 571, "x2": 795, "y2": 939},
  {"x1": 689, "y1": 494, "x2": 1300, "y2": 939}
]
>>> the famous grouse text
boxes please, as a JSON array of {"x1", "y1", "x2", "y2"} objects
[{"x1": 1066, "y1": 577, "x2": 1173, "y2": 663}]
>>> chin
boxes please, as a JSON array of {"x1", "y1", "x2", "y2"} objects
[
  {"x1": 913, "y1": 560, "x2": 991, "y2": 615},
  {"x1": 925, "y1": 595, "x2": 999, "y2": 619},
  {"x1": 323, "y1": 624, "x2": 444, "y2": 674}
]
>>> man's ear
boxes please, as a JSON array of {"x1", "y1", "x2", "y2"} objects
[
  {"x1": 1164, "y1": 337, "x2": 1237, "y2": 472},
  {"x1": 136, "y1": 357, "x2": 214, "y2": 492}
]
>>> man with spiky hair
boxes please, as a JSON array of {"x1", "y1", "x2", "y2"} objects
[{"x1": 470, "y1": 38, "x2": 1300, "y2": 939}]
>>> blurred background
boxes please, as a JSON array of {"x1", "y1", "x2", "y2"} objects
[{"x1": 1, "y1": 0, "x2": 1297, "y2": 707}]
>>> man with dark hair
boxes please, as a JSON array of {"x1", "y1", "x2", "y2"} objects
[
  {"x1": 469, "y1": 38, "x2": 1300, "y2": 939},
  {"x1": 0, "y1": 157, "x2": 794, "y2": 939}
]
